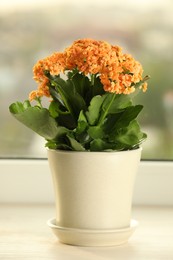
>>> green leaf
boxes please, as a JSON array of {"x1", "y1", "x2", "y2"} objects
[
  {"x1": 49, "y1": 101, "x2": 59, "y2": 118},
  {"x1": 9, "y1": 102, "x2": 25, "y2": 114},
  {"x1": 116, "y1": 120, "x2": 147, "y2": 147},
  {"x1": 75, "y1": 111, "x2": 88, "y2": 135},
  {"x1": 52, "y1": 77, "x2": 87, "y2": 121},
  {"x1": 91, "y1": 76, "x2": 105, "y2": 97},
  {"x1": 45, "y1": 140, "x2": 58, "y2": 150},
  {"x1": 113, "y1": 105, "x2": 143, "y2": 129},
  {"x1": 70, "y1": 72, "x2": 90, "y2": 98},
  {"x1": 57, "y1": 113, "x2": 77, "y2": 129},
  {"x1": 102, "y1": 93, "x2": 132, "y2": 113},
  {"x1": 90, "y1": 139, "x2": 117, "y2": 151},
  {"x1": 98, "y1": 93, "x2": 116, "y2": 126},
  {"x1": 66, "y1": 135, "x2": 85, "y2": 151},
  {"x1": 9, "y1": 102, "x2": 67, "y2": 140},
  {"x1": 86, "y1": 95, "x2": 106, "y2": 125},
  {"x1": 78, "y1": 110, "x2": 88, "y2": 123},
  {"x1": 45, "y1": 140, "x2": 72, "y2": 150},
  {"x1": 49, "y1": 100, "x2": 69, "y2": 118},
  {"x1": 88, "y1": 126, "x2": 104, "y2": 139},
  {"x1": 103, "y1": 105, "x2": 144, "y2": 144},
  {"x1": 53, "y1": 126, "x2": 71, "y2": 142},
  {"x1": 49, "y1": 84, "x2": 65, "y2": 107},
  {"x1": 23, "y1": 100, "x2": 31, "y2": 109},
  {"x1": 102, "y1": 113, "x2": 122, "y2": 136},
  {"x1": 73, "y1": 111, "x2": 90, "y2": 146}
]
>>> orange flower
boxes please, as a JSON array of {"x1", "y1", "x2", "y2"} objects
[
  {"x1": 29, "y1": 78, "x2": 50, "y2": 101},
  {"x1": 30, "y1": 38, "x2": 147, "y2": 100},
  {"x1": 29, "y1": 90, "x2": 40, "y2": 101},
  {"x1": 140, "y1": 82, "x2": 148, "y2": 92}
]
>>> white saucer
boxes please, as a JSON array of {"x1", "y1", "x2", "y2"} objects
[{"x1": 47, "y1": 218, "x2": 138, "y2": 247}]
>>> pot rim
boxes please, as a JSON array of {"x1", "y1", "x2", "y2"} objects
[{"x1": 47, "y1": 147, "x2": 142, "y2": 155}]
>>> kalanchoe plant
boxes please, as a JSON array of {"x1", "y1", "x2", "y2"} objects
[{"x1": 9, "y1": 39, "x2": 149, "y2": 151}]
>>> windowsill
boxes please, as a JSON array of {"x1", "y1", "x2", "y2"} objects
[{"x1": 1, "y1": 204, "x2": 173, "y2": 259}]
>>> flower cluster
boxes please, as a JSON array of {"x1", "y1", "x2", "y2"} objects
[{"x1": 29, "y1": 39, "x2": 147, "y2": 101}]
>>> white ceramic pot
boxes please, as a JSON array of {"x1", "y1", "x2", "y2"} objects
[{"x1": 47, "y1": 148, "x2": 142, "y2": 246}]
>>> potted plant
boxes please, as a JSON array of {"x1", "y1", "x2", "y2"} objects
[{"x1": 9, "y1": 39, "x2": 149, "y2": 246}]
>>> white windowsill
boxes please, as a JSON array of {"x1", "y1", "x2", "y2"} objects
[
  {"x1": 1, "y1": 204, "x2": 173, "y2": 259},
  {"x1": 0, "y1": 160, "x2": 173, "y2": 205}
]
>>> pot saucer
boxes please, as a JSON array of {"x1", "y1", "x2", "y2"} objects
[{"x1": 47, "y1": 218, "x2": 138, "y2": 247}]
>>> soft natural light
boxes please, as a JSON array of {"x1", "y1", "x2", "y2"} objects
[
  {"x1": 1, "y1": 5, "x2": 173, "y2": 259},
  {"x1": 0, "y1": 0, "x2": 173, "y2": 209},
  {"x1": 0, "y1": 0, "x2": 168, "y2": 11},
  {"x1": 0, "y1": 0, "x2": 173, "y2": 159}
]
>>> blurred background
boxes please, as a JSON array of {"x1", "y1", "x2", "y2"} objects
[{"x1": 0, "y1": 0, "x2": 173, "y2": 159}]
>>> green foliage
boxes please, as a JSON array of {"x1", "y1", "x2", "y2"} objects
[
  {"x1": 9, "y1": 70, "x2": 147, "y2": 151},
  {"x1": 9, "y1": 101, "x2": 70, "y2": 141},
  {"x1": 86, "y1": 95, "x2": 106, "y2": 125}
]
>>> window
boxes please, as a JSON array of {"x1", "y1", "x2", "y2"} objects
[
  {"x1": 1, "y1": 0, "x2": 173, "y2": 159},
  {"x1": 1, "y1": 0, "x2": 173, "y2": 205}
]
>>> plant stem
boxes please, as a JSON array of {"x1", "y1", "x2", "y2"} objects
[
  {"x1": 36, "y1": 97, "x2": 43, "y2": 108},
  {"x1": 91, "y1": 74, "x2": 95, "y2": 86}
]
